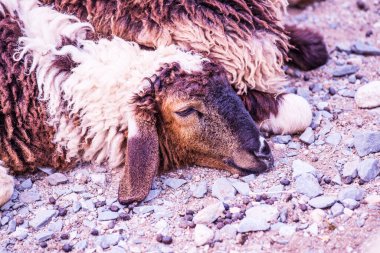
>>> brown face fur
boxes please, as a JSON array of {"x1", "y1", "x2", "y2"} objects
[{"x1": 137, "y1": 62, "x2": 274, "y2": 176}]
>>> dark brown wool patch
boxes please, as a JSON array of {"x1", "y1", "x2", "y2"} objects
[
  {"x1": 240, "y1": 90, "x2": 283, "y2": 123},
  {"x1": 0, "y1": 12, "x2": 74, "y2": 173},
  {"x1": 285, "y1": 25, "x2": 328, "y2": 71},
  {"x1": 41, "y1": 0, "x2": 288, "y2": 54}
]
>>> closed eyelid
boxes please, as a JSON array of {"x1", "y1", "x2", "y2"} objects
[{"x1": 175, "y1": 107, "x2": 197, "y2": 117}]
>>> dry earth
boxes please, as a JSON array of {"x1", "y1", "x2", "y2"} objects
[{"x1": 1, "y1": 0, "x2": 380, "y2": 252}]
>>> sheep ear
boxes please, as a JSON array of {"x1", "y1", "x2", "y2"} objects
[{"x1": 118, "y1": 116, "x2": 159, "y2": 205}]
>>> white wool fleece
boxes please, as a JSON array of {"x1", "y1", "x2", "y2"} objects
[{"x1": 1, "y1": 0, "x2": 206, "y2": 168}]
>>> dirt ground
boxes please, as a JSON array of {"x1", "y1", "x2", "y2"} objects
[{"x1": 1, "y1": 0, "x2": 380, "y2": 252}]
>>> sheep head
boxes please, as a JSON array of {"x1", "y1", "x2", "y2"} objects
[{"x1": 118, "y1": 62, "x2": 273, "y2": 204}]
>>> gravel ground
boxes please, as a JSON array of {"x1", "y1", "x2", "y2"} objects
[{"x1": 1, "y1": 0, "x2": 380, "y2": 252}]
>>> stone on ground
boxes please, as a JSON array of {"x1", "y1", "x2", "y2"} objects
[
  {"x1": 193, "y1": 202, "x2": 225, "y2": 224},
  {"x1": 355, "y1": 81, "x2": 380, "y2": 108},
  {"x1": 194, "y1": 224, "x2": 214, "y2": 246},
  {"x1": 211, "y1": 178, "x2": 236, "y2": 201},
  {"x1": 357, "y1": 159, "x2": 379, "y2": 182},
  {"x1": 354, "y1": 131, "x2": 380, "y2": 157}
]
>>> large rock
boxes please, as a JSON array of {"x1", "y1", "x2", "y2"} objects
[
  {"x1": 241, "y1": 174, "x2": 256, "y2": 184},
  {"x1": 357, "y1": 159, "x2": 379, "y2": 182},
  {"x1": 299, "y1": 127, "x2": 315, "y2": 145},
  {"x1": 231, "y1": 181, "x2": 250, "y2": 196},
  {"x1": 218, "y1": 224, "x2": 237, "y2": 240},
  {"x1": 338, "y1": 187, "x2": 366, "y2": 202},
  {"x1": 342, "y1": 199, "x2": 360, "y2": 210},
  {"x1": 30, "y1": 209, "x2": 57, "y2": 229},
  {"x1": 354, "y1": 131, "x2": 380, "y2": 157},
  {"x1": 292, "y1": 159, "x2": 317, "y2": 178},
  {"x1": 330, "y1": 203, "x2": 344, "y2": 217},
  {"x1": 308, "y1": 196, "x2": 337, "y2": 209},
  {"x1": 237, "y1": 217, "x2": 270, "y2": 233},
  {"x1": 193, "y1": 202, "x2": 225, "y2": 224},
  {"x1": 19, "y1": 191, "x2": 40, "y2": 204},
  {"x1": 144, "y1": 189, "x2": 161, "y2": 202},
  {"x1": 351, "y1": 41, "x2": 380, "y2": 56},
  {"x1": 342, "y1": 160, "x2": 359, "y2": 179},
  {"x1": 11, "y1": 228, "x2": 28, "y2": 241},
  {"x1": 164, "y1": 178, "x2": 187, "y2": 189},
  {"x1": 35, "y1": 231, "x2": 55, "y2": 242},
  {"x1": 332, "y1": 65, "x2": 359, "y2": 77},
  {"x1": 90, "y1": 173, "x2": 106, "y2": 186},
  {"x1": 194, "y1": 224, "x2": 214, "y2": 246},
  {"x1": 325, "y1": 133, "x2": 342, "y2": 146},
  {"x1": 46, "y1": 173, "x2": 68, "y2": 186},
  {"x1": 245, "y1": 204, "x2": 279, "y2": 222},
  {"x1": 20, "y1": 179, "x2": 33, "y2": 190},
  {"x1": 211, "y1": 178, "x2": 236, "y2": 201},
  {"x1": 272, "y1": 135, "x2": 292, "y2": 144},
  {"x1": 355, "y1": 81, "x2": 380, "y2": 108},
  {"x1": 278, "y1": 225, "x2": 296, "y2": 237},
  {"x1": 190, "y1": 181, "x2": 208, "y2": 198},
  {"x1": 98, "y1": 211, "x2": 119, "y2": 221},
  {"x1": 295, "y1": 173, "x2": 323, "y2": 198}
]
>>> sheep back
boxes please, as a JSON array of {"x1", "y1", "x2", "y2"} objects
[{"x1": 0, "y1": 11, "x2": 74, "y2": 173}]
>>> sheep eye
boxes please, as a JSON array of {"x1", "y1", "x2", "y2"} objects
[{"x1": 175, "y1": 107, "x2": 198, "y2": 117}]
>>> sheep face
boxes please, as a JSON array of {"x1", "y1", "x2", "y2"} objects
[
  {"x1": 155, "y1": 63, "x2": 274, "y2": 174},
  {"x1": 118, "y1": 62, "x2": 274, "y2": 204}
]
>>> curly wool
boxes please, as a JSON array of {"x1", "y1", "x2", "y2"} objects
[
  {"x1": 1, "y1": 0, "x2": 207, "y2": 171},
  {"x1": 41, "y1": 0, "x2": 290, "y2": 94},
  {"x1": 0, "y1": 9, "x2": 72, "y2": 173}
]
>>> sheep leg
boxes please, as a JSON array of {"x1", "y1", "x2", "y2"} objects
[
  {"x1": 241, "y1": 91, "x2": 312, "y2": 135},
  {"x1": 285, "y1": 25, "x2": 328, "y2": 71},
  {"x1": 0, "y1": 162, "x2": 14, "y2": 207},
  {"x1": 259, "y1": 93, "x2": 312, "y2": 135}
]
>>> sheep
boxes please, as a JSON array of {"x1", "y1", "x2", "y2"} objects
[
  {"x1": 0, "y1": 0, "x2": 274, "y2": 206},
  {"x1": 41, "y1": 0, "x2": 327, "y2": 134}
]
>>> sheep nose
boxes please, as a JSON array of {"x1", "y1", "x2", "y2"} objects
[{"x1": 253, "y1": 136, "x2": 274, "y2": 168}]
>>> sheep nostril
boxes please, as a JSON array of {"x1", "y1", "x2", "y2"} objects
[{"x1": 254, "y1": 136, "x2": 272, "y2": 158}]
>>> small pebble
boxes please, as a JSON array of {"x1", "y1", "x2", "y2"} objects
[
  {"x1": 280, "y1": 178, "x2": 290, "y2": 186},
  {"x1": 328, "y1": 87, "x2": 337, "y2": 95},
  {"x1": 156, "y1": 234, "x2": 163, "y2": 243},
  {"x1": 40, "y1": 242, "x2": 48, "y2": 248},
  {"x1": 343, "y1": 176, "x2": 353, "y2": 185},
  {"x1": 162, "y1": 236, "x2": 173, "y2": 245},
  {"x1": 90, "y1": 229, "x2": 99, "y2": 236},
  {"x1": 60, "y1": 233, "x2": 69, "y2": 240},
  {"x1": 299, "y1": 204, "x2": 308, "y2": 212},
  {"x1": 58, "y1": 207, "x2": 67, "y2": 217},
  {"x1": 62, "y1": 244, "x2": 73, "y2": 252},
  {"x1": 357, "y1": 0, "x2": 369, "y2": 11},
  {"x1": 107, "y1": 221, "x2": 116, "y2": 229},
  {"x1": 95, "y1": 201, "x2": 106, "y2": 208},
  {"x1": 15, "y1": 217, "x2": 24, "y2": 226},
  {"x1": 188, "y1": 221, "x2": 196, "y2": 228},
  {"x1": 119, "y1": 213, "x2": 131, "y2": 221},
  {"x1": 109, "y1": 205, "x2": 120, "y2": 212},
  {"x1": 216, "y1": 222, "x2": 224, "y2": 229},
  {"x1": 323, "y1": 176, "x2": 331, "y2": 184},
  {"x1": 49, "y1": 197, "x2": 56, "y2": 205}
]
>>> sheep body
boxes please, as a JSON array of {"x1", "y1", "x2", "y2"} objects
[
  {"x1": 42, "y1": 0, "x2": 290, "y2": 94},
  {"x1": 41, "y1": 0, "x2": 320, "y2": 134},
  {"x1": 1, "y1": 0, "x2": 206, "y2": 170},
  {"x1": 0, "y1": 7, "x2": 70, "y2": 173}
]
